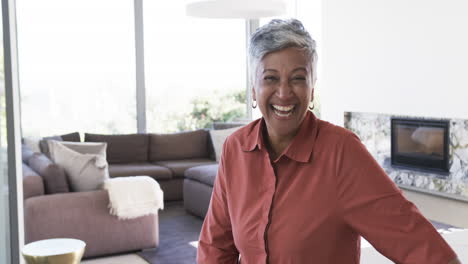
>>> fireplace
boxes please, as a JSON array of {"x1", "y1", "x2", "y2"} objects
[{"x1": 391, "y1": 118, "x2": 450, "y2": 174}]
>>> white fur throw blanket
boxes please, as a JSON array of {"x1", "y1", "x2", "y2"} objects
[{"x1": 103, "y1": 176, "x2": 164, "y2": 220}]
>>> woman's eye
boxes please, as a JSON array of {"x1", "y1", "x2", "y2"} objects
[
  {"x1": 264, "y1": 76, "x2": 278, "y2": 82},
  {"x1": 292, "y1": 76, "x2": 306, "y2": 81}
]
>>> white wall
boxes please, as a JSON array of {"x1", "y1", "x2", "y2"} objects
[{"x1": 321, "y1": 0, "x2": 468, "y2": 126}]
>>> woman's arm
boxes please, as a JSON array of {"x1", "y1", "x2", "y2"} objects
[
  {"x1": 335, "y1": 133, "x2": 459, "y2": 264},
  {"x1": 197, "y1": 142, "x2": 239, "y2": 264}
]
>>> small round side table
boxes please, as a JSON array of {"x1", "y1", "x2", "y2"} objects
[{"x1": 22, "y1": 238, "x2": 86, "y2": 264}]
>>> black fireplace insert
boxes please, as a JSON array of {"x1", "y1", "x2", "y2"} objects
[{"x1": 391, "y1": 118, "x2": 449, "y2": 174}]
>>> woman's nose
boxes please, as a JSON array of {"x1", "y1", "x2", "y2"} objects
[{"x1": 276, "y1": 80, "x2": 293, "y2": 99}]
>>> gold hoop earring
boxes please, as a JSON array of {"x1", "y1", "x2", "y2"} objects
[
  {"x1": 308, "y1": 102, "x2": 314, "y2": 111},
  {"x1": 252, "y1": 100, "x2": 257, "y2": 109}
]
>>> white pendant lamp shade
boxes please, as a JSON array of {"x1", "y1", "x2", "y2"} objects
[{"x1": 186, "y1": 0, "x2": 286, "y2": 19}]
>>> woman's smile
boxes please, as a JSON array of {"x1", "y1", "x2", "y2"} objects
[{"x1": 270, "y1": 104, "x2": 296, "y2": 118}]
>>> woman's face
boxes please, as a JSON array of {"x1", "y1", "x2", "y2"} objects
[{"x1": 253, "y1": 47, "x2": 314, "y2": 139}]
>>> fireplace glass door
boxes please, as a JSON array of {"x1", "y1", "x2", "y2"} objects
[{"x1": 391, "y1": 118, "x2": 449, "y2": 174}]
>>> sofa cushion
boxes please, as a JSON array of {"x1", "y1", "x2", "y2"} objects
[
  {"x1": 149, "y1": 130, "x2": 210, "y2": 161},
  {"x1": 109, "y1": 163, "x2": 172, "y2": 181},
  {"x1": 85, "y1": 133, "x2": 149, "y2": 164},
  {"x1": 158, "y1": 179, "x2": 184, "y2": 201},
  {"x1": 39, "y1": 135, "x2": 62, "y2": 158},
  {"x1": 184, "y1": 179, "x2": 213, "y2": 218},
  {"x1": 184, "y1": 164, "x2": 218, "y2": 186},
  {"x1": 22, "y1": 163, "x2": 45, "y2": 200},
  {"x1": 60, "y1": 132, "x2": 81, "y2": 142},
  {"x1": 49, "y1": 140, "x2": 109, "y2": 192},
  {"x1": 39, "y1": 132, "x2": 81, "y2": 158},
  {"x1": 209, "y1": 127, "x2": 240, "y2": 162},
  {"x1": 154, "y1": 159, "x2": 217, "y2": 179},
  {"x1": 22, "y1": 144, "x2": 36, "y2": 164},
  {"x1": 22, "y1": 137, "x2": 41, "y2": 153},
  {"x1": 28, "y1": 153, "x2": 70, "y2": 194},
  {"x1": 207, "y1": 131, "x2": 216, "y2": 161}
]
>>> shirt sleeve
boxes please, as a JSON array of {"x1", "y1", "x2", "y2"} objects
[
  {"x1": 197, "y1": 141, "x2": 239, "y2": 264},
  {"x1": 336, "y1": 133, "x2": 458, "y2": 263}
]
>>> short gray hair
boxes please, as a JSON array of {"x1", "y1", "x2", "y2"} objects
[{"x1": 249, "y1": 18, "x2": 317, "y2": 86}]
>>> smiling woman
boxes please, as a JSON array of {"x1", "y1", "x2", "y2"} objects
[{"x1": 196, "y1": 19, "x2": 461, "y2": 264}]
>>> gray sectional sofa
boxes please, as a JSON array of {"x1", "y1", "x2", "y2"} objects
[
  {"x1": 21, "y1": 129, "x2": 222, "y2": 258},
  {"x1": 84, "y1": 129, "x2": 218, "y2": 201}
]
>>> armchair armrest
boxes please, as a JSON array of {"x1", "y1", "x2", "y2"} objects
[{"x1": 24, "y1": 190, "x2": 159, "y2": 258}]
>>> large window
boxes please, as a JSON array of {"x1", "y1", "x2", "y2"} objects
[
  {"x1": 16, "y1": 1, "x2": 319, "y2": 138},
  {"x1": 144, "y1": 1, "x2": 247, "y2": 133},
  {"x1": 16, "y1": 0, "x2": 137, "y2": 137}
]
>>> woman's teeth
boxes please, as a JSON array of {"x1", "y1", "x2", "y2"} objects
[
  {"x1": 272, "y1": 104, "x2": 295, "y2": 111},
  {"x1": 274, "y1": 110, "x2": 292, "y2": 117},
  {"x1": 271, "y1": 104, "x2": 295, "y2": 117}
]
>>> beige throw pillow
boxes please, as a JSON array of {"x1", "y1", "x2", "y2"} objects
[
  {"x1": 48, "y1": 141, "x2": 107, "y2": 161},
  {"x1": 48, "y1": 140, "x2": 109, "y2": 192},
  {"x1": 209, "y1": 127, "x2": 240, "y2": 162}
]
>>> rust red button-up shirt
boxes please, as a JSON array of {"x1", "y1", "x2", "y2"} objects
[{"x1": 197, "y1": 111, "x2": 457, "y2": 264}]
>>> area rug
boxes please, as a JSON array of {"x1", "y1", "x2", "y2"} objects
[{"x1": 137, "y1": 202, "x2": 203, "y2": 264}]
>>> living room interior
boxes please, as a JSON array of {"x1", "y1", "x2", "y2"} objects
[{"x1": 1, "y1": 0, "x2": 468, "y2": 263}]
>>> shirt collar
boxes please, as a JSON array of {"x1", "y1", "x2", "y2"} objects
[
  {"x1": 241, "y1": 118, "x2": 266, "y2": 152},
  {"x1": 282, "y1": 111, "x2": 319, "y2": 163},
  {"x1": 241, "y1": 111, "x2": 319, "y2": 163}
]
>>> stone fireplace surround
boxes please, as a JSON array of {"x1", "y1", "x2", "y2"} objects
[{"x1": 344, "y1": 112, "x2": 468, "y2": 201}]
